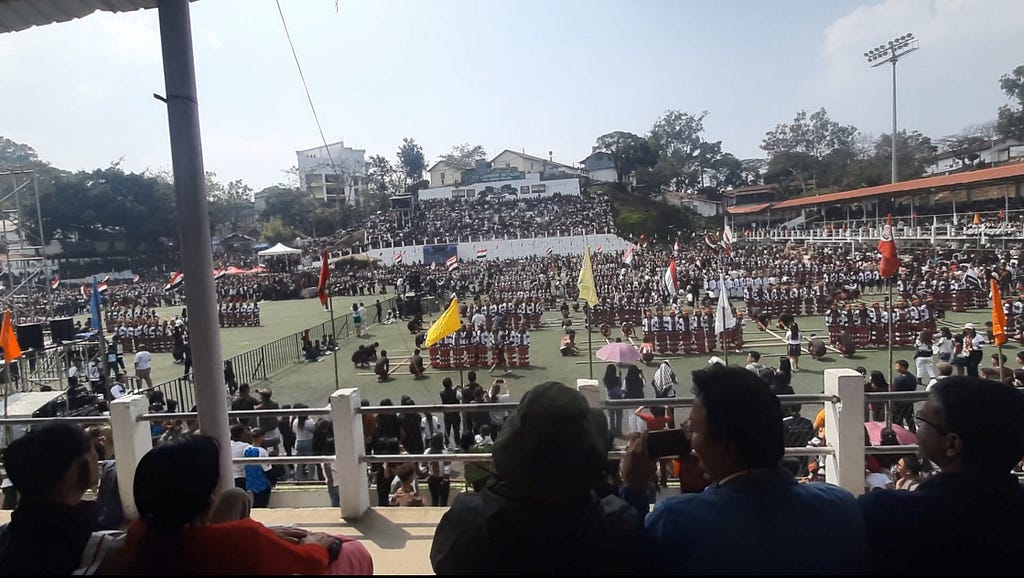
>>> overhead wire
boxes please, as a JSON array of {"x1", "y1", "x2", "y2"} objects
[{"x1": 274, "y1": 0, "x2": 343, "y2": 189}]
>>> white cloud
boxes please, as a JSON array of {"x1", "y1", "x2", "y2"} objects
[{"x1": 812, "y1": 0, "x2": 1024, "y2": 139}]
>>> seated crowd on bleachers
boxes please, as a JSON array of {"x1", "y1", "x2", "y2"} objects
[{"x1": 364, "y1": 193, "x2": 615, "y2": 247}]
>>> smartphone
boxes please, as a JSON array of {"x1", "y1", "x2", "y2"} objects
[{"x1": 646, "y1": 429, "x2": 691, "y2": 460}]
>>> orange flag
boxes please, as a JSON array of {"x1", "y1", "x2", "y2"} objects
[
  {"x1": 991, "y1": 278, "x2": 1008, "y2": 346},
  {"x1": 0, "y1": 310, "x2": 21, "y2": 364}
]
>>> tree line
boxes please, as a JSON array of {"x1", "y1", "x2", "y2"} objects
[{"x1": 594, "y1": 62, "x2": 1024, "y2": 198}]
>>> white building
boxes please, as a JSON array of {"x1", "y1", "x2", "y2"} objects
[
  {"x1": 579, "y1": 151, "x2": 618, "y2": 183},
  {"x1": 925, "y1": 138, "x2": 1024, "y2": 175},
  {"x1": 295, "y1": 140, "x2": 368, "y2": 206}
]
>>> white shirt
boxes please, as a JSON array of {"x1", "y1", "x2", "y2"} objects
[
  {"x1": 230, "y1": 440, "x2": 251, "y2": 478},
  {"x1": 134, "y1": 350, "x2": 152, "y2": 370},
  {"x1": 292, "y1": 417, "x2": 315, "y2": 442},
  {"x1": 110, "y1": 383, "x2": 126, "y2": 399}
]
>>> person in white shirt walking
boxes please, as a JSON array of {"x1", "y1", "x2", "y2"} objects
[{"x1": 134, "y1": 348, "x2": 153, "y2": 389}]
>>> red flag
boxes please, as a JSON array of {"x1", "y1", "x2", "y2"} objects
[
  {"x1": 992, "y1": 278, "x2": 1008, "y2": 346},
  {"x1": 317, "y1": 251, "x2": 330, "y2": 307},
  {"x1": 878, "y1": 215, "x2": 899, "y2": 278}
]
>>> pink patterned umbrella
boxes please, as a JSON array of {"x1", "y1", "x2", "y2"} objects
[
  {"x1": 596, "y1": 342, "x2": 642, "y2": 364},
  {"x1": 864, "y1": 421, "x2": 917, "y2": 445}
]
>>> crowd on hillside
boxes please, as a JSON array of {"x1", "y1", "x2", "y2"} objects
[{"x1": 364, "y1": 193, "x2": 616, "y2": 247}]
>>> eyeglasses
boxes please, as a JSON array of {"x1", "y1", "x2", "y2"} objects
[{"x1": 913, "y1": 412, "x2": 946, "y2": 434}]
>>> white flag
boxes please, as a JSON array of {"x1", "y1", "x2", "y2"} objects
[{"x1": 714, "y1": 273, "x2": 735, "y2": 334}]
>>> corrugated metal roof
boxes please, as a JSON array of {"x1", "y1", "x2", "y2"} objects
[
  {"x1": 770, "y1": 162, "x2": 1024, "y2": 210},
  {"x1": 726, "y1": 202, "x2": 772, "y2": 215},
  {"x1": 0, "y1": 0, "x2": 197, "y2": 34}
]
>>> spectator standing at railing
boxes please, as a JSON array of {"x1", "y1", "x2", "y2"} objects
[
  {"x1": 620, "y1": 365, "x2": 867, "y2": 574},
  {"x1": 231, "y1": 383, "x2": 258, "y2": 426},
  {"x1": 859, "y1": 377, "x2": 1024, "y2": 574},
  {"x1": 255, "y1": 389, "x2": 282, "y2": 456}
]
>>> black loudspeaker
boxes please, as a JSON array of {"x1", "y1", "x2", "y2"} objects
[
  {"x1": 15, "y1": 323, "x2": 44, "y2": 350},
  {"x1": 49, "y1": 317, "x2": 75, "y2": 343}
]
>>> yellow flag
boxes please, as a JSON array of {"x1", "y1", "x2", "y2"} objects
[
  {"x1": 577, "y1": 246, "x2": 599, "y2": 306},
  {"x1": 424, "y1": 296, "x2": 462, "y2": 348},
  {"x1": 0, "y1": 310, "x2": 22, "y2": 364}
]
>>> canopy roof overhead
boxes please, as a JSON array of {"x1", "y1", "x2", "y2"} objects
[
  {"x1": 257, "y1": 242, "x2": 301, "y2": 256},
  {"x1": 0, "y1": 1, "x2": 200, "y2": 34}
]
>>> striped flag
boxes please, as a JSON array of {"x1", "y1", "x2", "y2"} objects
[
  {"x1": 132, "y1": 274, "x2": 140, "y2": 283},
  {"x1": 80, "y1": 285, "x2": 89, "y2": 299},
  {"x1": 97, "y1": 280, "x2": 109, "y2": 293},
  {"x1": 664, "y1": 260, "x2": 678, "y2": 295},
  {"x1": 164, "y1": 271, "x2": 184, "y2": 291},
  {"x1": 50, "y1": 277, "x2": 60, "y2": 290},
  {"x1": 447, "y1": 255, "x2": 459, "y2": 272},
  {"x1": 545, "y1": 247, "x2": 553, "y2": 257},
  {"x1": 213, "y1": 269, "x2": 227, "y2": 281},
  {"x1": 394, "y1": 251, "x2": 404, "y2": 264},
  {"x1": 476, "y1": 247, "x2": 488, "y2": 259},
  {"x1": 430, "y1": 261, "x2": 437, "y2": 271},
  {"x1": 596, "y1": 243, "x2": 603, "y2": 252},
  {"x1": 622, "y1": 245, "x2": 634, "y2": 265},
  {"x1": 673, "y1": 240, "x2": 680, "y2": 254}
]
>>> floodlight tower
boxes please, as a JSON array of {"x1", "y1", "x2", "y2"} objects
[{"x1": 864, "y1": 33, "x2": 919, "y2": 184}]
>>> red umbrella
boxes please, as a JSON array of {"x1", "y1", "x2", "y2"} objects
[{"x1": 864, "y1": 421, "x2": 916, "y2": 445}]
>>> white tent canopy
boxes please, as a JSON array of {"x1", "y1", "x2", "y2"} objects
[{"x1": 257, "y1": 242, "x2": 302, "y2": 257}]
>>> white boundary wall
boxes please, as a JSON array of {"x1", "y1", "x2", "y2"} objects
[
  {"x1": 418, "y1": 174, "x2": 581, "y2": 200},
  {"x1": 365, "y1": 233, "x2": 630, "y2": 266}
]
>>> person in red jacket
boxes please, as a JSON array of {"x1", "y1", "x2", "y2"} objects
[{"x1": 117, "y1": 435, "x2": 372, "y2": 575}]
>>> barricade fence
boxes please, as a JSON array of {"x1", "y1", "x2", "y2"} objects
[
  {"x1": 0, "y1": 371, "x2": 928, "y2": 520},
  {"x1": 134, "y1": 296, "x2": 395, "y2": 408}
]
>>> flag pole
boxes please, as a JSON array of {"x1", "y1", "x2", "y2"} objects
[
  {"x1": 328, "y1": 290, "x2": 340, "y2": 393},
  {"x1": 587, "y1": 304, "x2": 594, "y2": 379},
  {"x1": 887, "y1": 277, "x2": 894, "y2": 428}
]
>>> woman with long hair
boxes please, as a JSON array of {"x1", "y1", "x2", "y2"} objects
[
  {"x1": 399, "y1": 395, "x2": 425, "y2": 455},
  {"x1": 786, "y1": 322, "x2": 802, "y2": 372},
  {"x1": 119, "y1": 435, "x2": 359, "y2": 574},
  {"x1": 601, "y1": 364, "x2": 623, "y2": 436},
  {"x1": 623, "y1": 366, "x2": 645, "y2": 433}
]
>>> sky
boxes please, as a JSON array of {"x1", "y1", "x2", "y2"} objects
[{"x1": 1, "y1": 0, "x2": 1022, "y2": 190}]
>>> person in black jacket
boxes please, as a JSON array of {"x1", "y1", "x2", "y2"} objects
[
  {"x1": 0, "y1": 422, "x2": 99, "y2": 575},
  {"x1": 431, "y1": 382, "x2": 651, "y2": 574},
  {"x1": 859, "y1": 377, "x2": 1024, "y2": 574}
]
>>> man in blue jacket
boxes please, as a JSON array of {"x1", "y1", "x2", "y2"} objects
[{"x1": 621, "y1": 365, "x2": 867, "y2": 574}]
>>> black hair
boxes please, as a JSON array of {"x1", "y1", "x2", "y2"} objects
[
  {"x1": 132, "y1": 435, "x2": 220, "y2": 574},
  {"x1": 895, "y1": 359, "x2": 909, "y2": 369},
  {"x1": 869, "y1": 371, "x2": 888, "y2": 389},
  {"x1": 931, "y1": 377, "x2": 1024, "y2": 475},
  {"x1": 603, "y1": 364, "x2": 618, "y2": 382},
  {"x1": 3, "y1": 422, "x2": 90, "y2": 498},
  {"x1": 229, "y1": 423, "x2": 246, "y2": 441},
  {"x1": 748, "y1": 351, "x2": 761, "y2": 362},
  {"x1": 691, "y1": 365, "x2": 784, "y2": 469},
  {"x1": 442, "y1": 377, "x2": 453, "y2": 389},
  {"x1": 650, "y1": 405, "x2": 666, "y2": 418}
]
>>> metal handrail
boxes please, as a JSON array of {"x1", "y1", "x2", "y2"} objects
[
  {"x1": 0, "y1": 415, "x2": 111, "y2": 426},
  {"x1": 863, "y1": 391, "x2": 930, "y2": 401},
  {"x1": 864, "y1": 444, "x2": 918, "y2": 455}
]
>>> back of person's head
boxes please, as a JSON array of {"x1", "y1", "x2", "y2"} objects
[
  {"x1": 650, "y1": 405, "x2": 666, "y2": 418},
  {"x1": 479, "y1": 424, "x2": 493, "y2": 442},
  {"x1": 870, "y1": 370, "x2": 888, "y2": 388},
  {"x1": 930, "y1": 377, "x2": 1024, "y2": 475},
  {"x1": 442, "y1": 377, "x2": 453, "y2": 390},
  {"x1": 468, "y1": 371, "x2": 477, "y2": 383},
  {"x1": 938, "y1": 363, "x2": 954, "y2": 377},
  {"x1": 238, "y1": 382, "x2": 250, "y2": 394},
  {"x1": 428, "y1": 432, "x2": 445, "y2": 452},
  {"x1": 133, "y1": 435, "x2": 221, "y2": 576},
  {"x1": 748, "y1": 351, "x2": 761, "y2": 362},
  {"x1": 603, "y1": 364, "x2": 617, "y2": 382},
  {"x1": 400, "y1": 395, "x2": 415, "y2": 406},
  {"x1": 229, "y1": 423, "x2": 246, "y2": 441},
  {"x1": 3, "y1": 422, "x2": 92, "y2": 500},
  {"x1": 691, "y1": 365, "x2": 784, "y2": 470},
  {"x1": 778, "y1": 357, "x2": 792, "y2": 374},
  {"x1": 492, "y1": 382, "x2": 606, "y2": 503}
]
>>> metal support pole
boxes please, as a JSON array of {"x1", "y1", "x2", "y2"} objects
[
  {"x1": 891, "y1": 59, "x2": 899, "y2": 184},
  {"x1": 157, "y1": 0, "x2": 231, "y2": 491}
]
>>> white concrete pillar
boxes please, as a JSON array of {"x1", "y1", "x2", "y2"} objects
[
  {"x1": 576, "y1": 378, "x2": 601, "y2": 408},
  {"x1": 110, "y1": 393, "x2": 155, "y2": 520},
  {"x1": 823, "y1": 368, "x2": 865, "y2": 496},
  {"x1": 330, "y1": 388, "x2": 369, "y2": 519}
]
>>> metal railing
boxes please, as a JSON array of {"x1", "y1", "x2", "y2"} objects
[{"x1": 136, "y1": 296, "x2": 396, "y2": 405}]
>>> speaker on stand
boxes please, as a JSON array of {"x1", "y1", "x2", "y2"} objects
[{"x1": 15, "y1": 323, "x2": 45, "y2": 350}]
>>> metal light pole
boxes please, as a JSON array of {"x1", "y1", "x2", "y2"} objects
[{"x1": 864, "y1": 34, "x2": 919, "y2": 185}]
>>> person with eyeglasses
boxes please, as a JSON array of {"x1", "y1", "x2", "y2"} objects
[{"x1": 858, "y1": 376, "x2": 1024, "y2": 574}]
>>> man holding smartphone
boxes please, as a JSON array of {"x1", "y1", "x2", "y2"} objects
[
  {"x1": 634, "y1": 405, "x2": 675, "y2": 488},
  {"x1": 620, "y1": 365, "x2": 866, "y2": 574}
]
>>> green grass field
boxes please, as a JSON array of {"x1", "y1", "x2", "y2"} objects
[{"x1": 105, "y1": 294, "x2": 1008, "y2": 413}]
